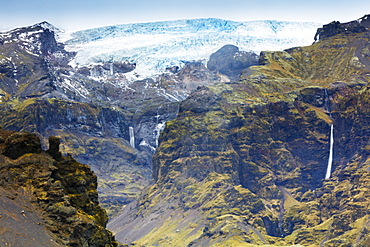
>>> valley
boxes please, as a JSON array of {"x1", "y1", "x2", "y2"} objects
[{"x1": 1, "y1": 15, "x2": 370, "y2": 246}]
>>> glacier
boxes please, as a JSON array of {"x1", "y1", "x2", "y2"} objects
[{"x1": 59, "y1": 18, "x2": 322, "y2": 80}]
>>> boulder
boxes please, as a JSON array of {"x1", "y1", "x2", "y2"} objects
[
  {"x1": 207, "y1": 44, "x2": 259, "y2": 80},
  {"x1": 2, "y1": 132, "x2": 42, "y2": 159}
]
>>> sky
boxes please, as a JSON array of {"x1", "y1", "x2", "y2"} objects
[{"x1": 1, "y1": 0, "x2": 370, "y2": 32}]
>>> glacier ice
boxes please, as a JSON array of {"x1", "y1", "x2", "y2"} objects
[{"x1": 60, "y1": 18, "x2": 322, "y2": 80}]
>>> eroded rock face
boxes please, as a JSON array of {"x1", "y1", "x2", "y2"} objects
[
  {"x1": 156, "y1": 45, "x2": 259, "y2": 93},
  {"x1": 77, "y1": 61, "x2": 136, "y2": 77},
  {"x1": 0, "y1": 21, "x2": 262, "y2": 219},
  {"x1": 0, "y1": 22, "x2": 184, "y2": 217},
  {"x1": 0, "y1": 129, "x2": 118, "y2": 246},
  {"x1": 109, "y1": 17, "x2": 370, "y2": 246},
  {"x1": 2, "y1": 132, "x2": 42, "y2": 159},
  {"x1": 207, "y1": 44, "x2": 259, "y2": 81},
  {"x1": 315, "y1": 14, "x2": 370, "y2": 41}
]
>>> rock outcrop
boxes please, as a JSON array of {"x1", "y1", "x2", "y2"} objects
[
  {"x1": 109, "y1": 16, "x2": 370, "y2": 246},
  {"x1": 315, "y1": 14, "x2": 370, "y2": 41},
  {"x1": 207, "y1": 44, "x2": 259, "y2": 81},
  {"x1": 0, "y1": 129, "x2": 118, "y2": 246}
]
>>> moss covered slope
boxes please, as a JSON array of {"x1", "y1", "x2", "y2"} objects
[
  {"x1": 109, "y1": 16, "x2": 370, "y2": 246},
  {"x1": 0, "y1": 129, "x2": 118, "y2": 246}
]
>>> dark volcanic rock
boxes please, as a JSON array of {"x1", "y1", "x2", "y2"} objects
[
  {"x1": 156, "y1": 46, "x2": 257, "y2": 95},
  {"x1": 47, "y1": 135, "x2": 62, "y2": 160},
  {"x1": 2, "y1": 132, "x2": 42, "y2": 159},
  {"x1": 0, "y1": 129, "x2": 118, "y2": 246},
  {"x1": 0, "y1": 22, "x2": 74, "y2": 98},
  {"x1": 177, "y1": 61, "x2": 219, "y2": 91},
  {"x1": 2, "y1": 21, "x2": 59, "y2": 56},
  {"x1": 207, "y1": 44, "x2": 259, "y2": 81},
  {"x1": 315, "y1": 14, "x2": 370, "y2": 41},
  {"x1": 77, "y1": 61, "x2": 136, "y2": 77}
]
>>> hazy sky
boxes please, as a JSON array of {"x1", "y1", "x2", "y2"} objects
[{"x1": 1, "y1": 0, "x2": 369, "y2": 31}]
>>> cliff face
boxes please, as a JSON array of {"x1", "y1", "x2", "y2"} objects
[
  {"x1": 315, "y1": 14, "x2": 370, "y2": 41},
  {"x1": 0, "y1": 129, "x2": 118, "y2": 246},
  {"x1": 0, "y1": 22, "x2": 260, "y2": 218},
  {"x1": 109, "y1": 16, "x2": 370, "y2": 246},
  {"x1": 0, "y1": 22, "x2": 182, "y2": 217}
]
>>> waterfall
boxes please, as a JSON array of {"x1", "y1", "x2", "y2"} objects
[
  {"x1": 154, "y1": 122, "x2": 166, "y2": 148},
  {"x1": 129, "y1": 126, "x2": 135, "y2": 148},
  {"x1": 323, "y1": 88, "x2": 334, "y2": 179},
  {"x1": 110, "y1": 63, "x2": 114, "y2": 75},
  {"x1": 325, "y1": 124, "x2": 334, "y2": 179},
  {"x1": 324, "y1": 89, "x2": 331, "y2": 113}
]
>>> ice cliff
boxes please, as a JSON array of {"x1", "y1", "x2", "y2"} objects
[{"x1": 61, "y1": 18, "x2": 321, "y2": 80}]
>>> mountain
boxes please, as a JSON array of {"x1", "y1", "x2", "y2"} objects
[
  {"x1": 62, "y1": 18, "x2": 321, "y2": 80},
  {"x1": 108, "y1": 15, "x2": 370, "y2": 246},
  {"x1": 0, "y1": 129, "x2": 118, "y2": 246},
  {"x1": 1, "y1": 13, "x2": 370, "y2": 247},
  {"x1": 0, "y1": 18, "x2": 319, "y2": 219},
  {"x1": 0, "y1": 21, "x2": 183, "y2": 217}
]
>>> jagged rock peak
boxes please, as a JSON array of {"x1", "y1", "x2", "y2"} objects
[
  {"x1": 315, "y1": 14, "x2": 370, "y2": 41},
  {"x1": 0, "y1": 21, "x2": 60, "y2": 36},
  {"x1": 30, "y1": 21, "x2": 61, "y2": 32},
  {"x1": 358, "y1": 14, "x2": 370, "y2": 24},
  {"x1": 0, "y1": 21, "x2": 63, "y2": 57}
]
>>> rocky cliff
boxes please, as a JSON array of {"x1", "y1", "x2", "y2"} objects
[
  {"x1": 0, "y1": 22, "x2": 181, "y2": 217},
  {"x1": 108, "y1": 15, "x2": 370, "y2": 246},
  {"x1": 0, "y1": 128, "x2": 118, "y2": 246},
  {"x1": 0, "y1": 21, "x2": 258, "y2": 218}
]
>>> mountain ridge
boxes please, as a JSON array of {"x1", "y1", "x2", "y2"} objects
[
  {"x1": 2, "y1": 15, "x2": 370, "y2": 246},
  {"x1": 108, "y1": 15, "x2": 370, "y2": 246}
]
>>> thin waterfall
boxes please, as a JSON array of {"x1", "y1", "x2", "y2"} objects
[
  {"x1": 110, "y1": 63, "x2": 114, "y2": 75},
  {"x1": 324, "y1": 89, "x2": 331, "y2": 113},
  {"x1": 325, "y1": 124, "x2": 334, "y2": 179},
  {"x1": 323, "y1": 88, "x2": 334, "y2": 179},
  {"x1": 129, "y1": 126, "x2": 135, "y2": 148}
]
